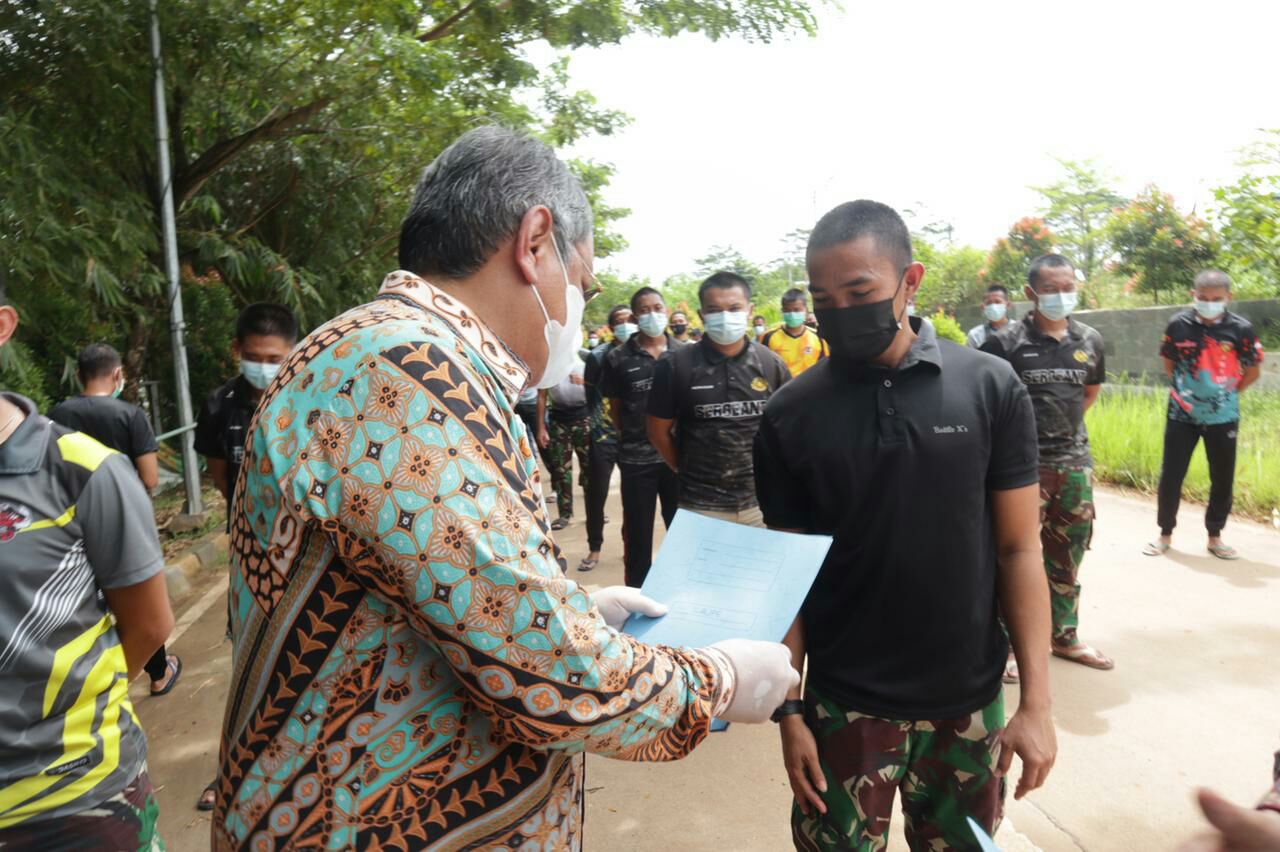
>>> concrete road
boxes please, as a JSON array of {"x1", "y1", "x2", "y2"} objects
[{"x1": 133, "y1": 481, "x2": 1280, "y2": 851}]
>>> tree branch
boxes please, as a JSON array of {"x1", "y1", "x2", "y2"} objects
[
  {"x1": 417, "y1": 0, "x2": 481, "y2": 42},
  {"x1": 174, "y1": 97, "x2": 333, "y2": 206}
]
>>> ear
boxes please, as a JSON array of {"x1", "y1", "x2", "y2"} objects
[
  {"x1": 0, "y1": 306, "x2": 18, "y2": 348},
  {"x1": 902, "y1": 262, "x2": 926, "y2": 301},
  {"x1": 513, "y1": 206, "x2": 556, "y2": 286},
  {"x1": 231, "y1": 339, "x2": 242, "y2": 360},
  {"x1": 1024, "y1": 284, "x2": 1038, "y2": 303}
]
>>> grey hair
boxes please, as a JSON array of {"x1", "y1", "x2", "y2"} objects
[
  {"x1": 1194, "y1": 269, "x2": 1232, "y2": 291},
  {"x1": 397, "y1": 126, "x2": 593, "y2": 279}
]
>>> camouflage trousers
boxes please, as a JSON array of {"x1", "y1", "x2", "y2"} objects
[
  {"x1": 1039, "y1": 466, "x2": 1095, "y2": 645},
  {"x1": 792, "y1": 687, "x2": 1005, "y2": 852},
  {"x1": 548, "y1": 417, "x2": 590, "y2": 519}
]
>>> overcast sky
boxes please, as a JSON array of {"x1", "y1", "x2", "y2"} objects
[{"x1": 553, "y1": 0, "x2": 1279, "y2": 282}]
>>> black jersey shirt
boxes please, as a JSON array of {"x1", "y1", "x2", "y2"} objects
[
  {"x1": 599, "y1": 334, "x2": 684, "y2": 465},
  {"x1": 648, "y1": 338, "x2": 790, "y2": 511},
  {"x1": 981, "y1": 314, "x2": 1105, "y2": 468},
  {"x1": 754, "y1": 319, "x2": 1040, "y2": 720}
]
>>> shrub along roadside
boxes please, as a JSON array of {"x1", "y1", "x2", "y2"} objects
[{"x1": 1085, "y1": 386, "x2": 1280, "y2": 522}]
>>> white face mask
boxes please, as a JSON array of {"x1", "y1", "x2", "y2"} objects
[
  {"x1": 983, "y1": 302, "x2": 1008, "y2": 323},
  {"x1": 613, "y1": 322, "x2": 638, "y2": 343},
  {"x1": 531, "y1": 239, "x2": 586, "y2": 390},
  {"x1": 240, "y1": 359, "x2": 281, "y2": 390},
  {"x1": 1036, "y1": 291, "x2": 1077, "y2": 322},
  {"x1": 637, "y1": 311, "x2": 668, "y2": 338},
  {"x1": 1194, "y1": 299, "x2": 1227, "y2": 321},
  {"x1": 703, "y1": 310, "x2": 750, "y2": 345}
]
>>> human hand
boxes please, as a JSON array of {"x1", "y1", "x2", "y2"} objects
[
  {"x1": 591, "y1": 585, "x2": 668, "y2": 630},
  {"x1": 997, "y1": 704, "x2": 1057, "y2": 799},
  {"x1": 1176, "y1": 789, "x2": 1280, "y2": 851},
  {"x1": 570, "y1": 374, "x2": 586, "y2": 386},
  {"x1": 706, "y1": 638, "x2": 799, "y2": 724},
  {"x1": 536, "y1": 428, "x2": 550, "y2": 450},
  {"x1": 780, "y1": 715, "x2": 827, "y2": 816}
]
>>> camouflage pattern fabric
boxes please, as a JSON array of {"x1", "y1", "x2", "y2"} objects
[
  {"x1": 1039, "y1": 466, "x2": 1094, "y2": 645},
  {"x1": 0, "y1": 770, "x2": 163, "y2": 851},
  {"x1": 548, "y1": 416, "x2": 590, "y2": 519},
  {"x1": 792, "y1": 687, "x2": 1005, "y2": 852}
]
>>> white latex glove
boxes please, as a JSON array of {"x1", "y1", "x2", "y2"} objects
[
  {"x1": 706, "y1": 638, "x2": 800, "y2": 724},
  {"x1": 591, "y1": 585, "x2": 669, "y2": 630}
]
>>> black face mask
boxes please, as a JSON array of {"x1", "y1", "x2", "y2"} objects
[
  {"x1": 815, "y1": 274, "x2": 907, "y2": 365},
  {"x1": 670, "y1": 323, "x2": 688, "y2": 336}
]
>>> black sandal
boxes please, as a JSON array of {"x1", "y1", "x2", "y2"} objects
[
  {"x1": 196, "y1": 781, "x2": 217, "y2": 811},
  {"x1": 551, "y1": 517, "x2": 570, "y2": 531},
  {"x1": 149, "y1": 655, "x2": 182, "y2": 696}
]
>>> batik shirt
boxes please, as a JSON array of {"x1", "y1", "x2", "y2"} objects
[
  {"x1": 213, "y1": 272, "x2": 729, "y2": 851},
  {"x1": 1160, "y1": 309, "x2": 1264, "y2": 426}
]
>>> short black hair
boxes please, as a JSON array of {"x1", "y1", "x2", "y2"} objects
[
  {"x1": 77, "y1": 343, "x2": 122, "y2": 381},
  {"x1": 808, "y1": 200, "x2": 913, "y2": 271},
  {"x1": 1194, "y1": 269, "x2": 1232, "y2": 291},
  {"x1": 985, "y1": 283, "x2": 1009, "y2": 299},
  {"x1": 236, "y1": 303, "x2": 299, "y2": 343},
  {"x1": 697, "y1": 272, "x2": 752, "y2": 305},
  {"x1": 629, "y1": 286, "x2": 663, "y2": 314},
  {"x1": 781, "y1": 288, "x2": 807, "y2": 307},
  {"x1": 1027, "y1": 254, "x2": 1074, "y2": 290},
  {"x1": 607, "y1": 304, "x2": 631, "y2": 326}
]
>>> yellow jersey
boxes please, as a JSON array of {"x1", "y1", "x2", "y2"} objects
[{"x1": 762, "y1": 326, "x2": 828, "y2": 376}]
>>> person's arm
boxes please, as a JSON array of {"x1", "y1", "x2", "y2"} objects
[
  {"x1": 78, "y1": 451, "x2": 172, "y2": 680},
  {"x1": 291, "y1": 344, "x2": 732, "y2": 759},
  {"x1": 1082, "y1": 383, "x2": 1102, "y2": 412},
  {"x1": 193, "y1": 391, "x2": 230, "y2": 497},
  {"x1": 1162, "y1": 357, "x2": 1175, "y2": 380},
  {"x1": 535, "y1": 390, "x2": 550, "y2": 450},
  {"x1": 992, "y1": 483, "x2": 1057, "y2": 799},
  {"x1": 646, "y1": 358, "x2": 679, "y2": 471},
  {"x1": 1082, "y1": 335, "x2": 1105, "y2": 412},
  {"x1": 207, "y1": 456, "x2": 230, "y2": 499},
  {"x1": 1238, "y1": 332, "x2": 1264, "y2": 393},
  {"x1": 1239, "y1": 364, "x2": 1262, "y2": 393},
  {"x1": 599, "y1": 352, "x2": 625, "y2": 432},
  {"x1": 133, "y1": 452, "x2": 160, "y2": 491}
]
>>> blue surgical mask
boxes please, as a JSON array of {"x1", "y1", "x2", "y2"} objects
[
  {"x1": 614, "y1": 322, "x2": 637, "y2": 343},
  {"x1": 1194, "y1": 299, "x2": 1226, "y2": 321},
  {"x1": 241, "y1": 359, "x2": 280, "y2": 390},
  {"x1": 112, "y1": 378, "x2": 125, "y2": 399},
  {"x1": 983, "y1": 302, "x2": 1008, "y2": 323},
  {"x1": 637, "y1": 311, "x2": 668, "y2": 338},
  {"x1": 1036, "y1": 292, "x2": 1077, "y2": 322},
  {"x1": 703, "y1": 310, "x2": 750, "y2": 345}
]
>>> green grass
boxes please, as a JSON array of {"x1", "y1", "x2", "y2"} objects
[{"x1": 1086, "y1": 387, "x2": 1280, "y2": 521}]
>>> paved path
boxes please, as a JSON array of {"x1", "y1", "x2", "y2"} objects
[{"x1": 134, "y1": 482, "x2": 1280, "y2": 851}]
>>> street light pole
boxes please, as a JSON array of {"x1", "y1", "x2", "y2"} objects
[{"x1": 149, "y1": 0, "x2": 203, "y2": 516}]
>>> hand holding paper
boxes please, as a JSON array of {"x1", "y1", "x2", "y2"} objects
[
  {"x1": 592, "y1": 586, "x2": 669, "y2": 630},
  {"x1": 707, "y1": 638, "x2": 799, "y2": 724}
]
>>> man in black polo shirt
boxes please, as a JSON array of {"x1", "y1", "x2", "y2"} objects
[
  {"x1": 190, "y1": 301, "x2": 296, "y2": 812},
  {"x1": 756, "y1": 200, "x2": 1056, "y2": 850},
  {"x1": 981, "y1": 254, "x2": 1113, "y2": 675},
  {"x1": 647, "y1": 271, "x2": 790, "y2": 526},
  {"x1": 600, "y1": 286, "x2": 683, "y2": 586},
  {"x1": 49, "y1": 343, "x2": 180, "y2": 698}
]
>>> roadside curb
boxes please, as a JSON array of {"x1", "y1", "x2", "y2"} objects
[{"x1": 163, "y1": 531, "x2": 229, "y2": 604}]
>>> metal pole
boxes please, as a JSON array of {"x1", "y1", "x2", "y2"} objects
[{"x1": 150, "y1": 0, "x2": 203, "y2": 515}]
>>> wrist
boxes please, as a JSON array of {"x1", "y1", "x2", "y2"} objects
[
  {"x1": 772, "y1": 699, "x2": 805, "y2": 723},
  {"x1": 778, "y1": 712, "x2": 807, "y2": 732}
]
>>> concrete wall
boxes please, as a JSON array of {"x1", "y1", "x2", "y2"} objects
[{"x1": 955, "y1": 299, "x2": 1280, "y2": 389}]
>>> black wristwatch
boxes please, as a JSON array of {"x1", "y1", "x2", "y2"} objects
[{"x1": 770, "y1": 699, "x2": 804, "y2": 723}]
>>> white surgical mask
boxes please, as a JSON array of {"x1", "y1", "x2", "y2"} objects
[
  {"x1": 906, "y1": 304, "x2": 918, "y2": 317},
  {"x1": 587, "y1": 336, "x2": 599, "y2": 348},
  {"x1": 1036, "y1": 292, "x2": 1077, "y2": 322},
  {"x1": 614, "y1": 322, "x2": 638, "y2": 343},
  {"x1": 531, "y1": 239, "x2": 586, "y2": 389},
  {"x1": 1194, "y1": 299, "x2": 1226, "y2": 321},
  {"x1": 637, "y1": 311, "x2": 668, "y2": 338},
  {"x1": 240, "y1": 360, "x2": 280, "y2": 390},
  {"x1": 983, "y1": 302, "x2": 1008, "y2": 323},
  {"x1": 703, "y1": 311, "x2": 750, "y2": 345}
]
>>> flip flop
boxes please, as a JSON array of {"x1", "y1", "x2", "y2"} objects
[
  {"x1": 196, "y1": 781, "x2": 217, "y2": 811},
  {"x1": 1052, "y1": 642, "x2": 1114, "y2": 671},
  {"x1": 551, "y1": 517, "x2": 570, "y2": 531},
  {"x1": 577, "y1": 557, "x2": 598, "y2": 573},
  {"x1": 1142, "y1": 540, "x2": 1171, "y2": 556},
  {"x1": 1002, "y1": 655, "x2": 1020, "y2": 684},
  {"x1": 149, "y1": 655, "x2": 183, "y2": 696},
  {"x1": 1207, "y1": 543, "x2": 1240, "y2": 560}
]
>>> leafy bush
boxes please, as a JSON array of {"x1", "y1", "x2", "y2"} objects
[{"x1": 928, "y1": 310, "x2": 968, "y2": 345}]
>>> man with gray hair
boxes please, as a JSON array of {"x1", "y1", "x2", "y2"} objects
[
  {"x1": 212, "y1": 126, "x2": 797, "y2": 850},
  {"x1": 1145, "y1": 269, "x2": 1264, "y2": 560}
]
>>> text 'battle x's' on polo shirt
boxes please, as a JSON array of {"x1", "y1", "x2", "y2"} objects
[
  {"x1": 648, "y1": 338, "x2": 790, "y2": 511},
  {"x1": 753, "y1": 318, "x2": 1041, "y2": 720}
]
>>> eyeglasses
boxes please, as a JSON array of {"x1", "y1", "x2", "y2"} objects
[{"x1": 568, "y1": 245, "x2": 603, "y2": 305}]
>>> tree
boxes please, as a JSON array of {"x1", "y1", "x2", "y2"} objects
[
  {"x1": 1211, "y1": 130, "x2": 1280, "y2": 295},
  {"x1": 913, "y1": 241, "x2": 987, "y2": 314},
  {"x1": 1107, "y1": 186, "x2": 1218, "y2": 304},
  {"x1": 1033, "y1": 159, "x2": 1126, "y2": 282},
  {"x1": 982, "y1": 218, "x2": 1055, "y2": 292},
  {"x1": 0, "y1": 0, "x2": 815, "y2": 415}
]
